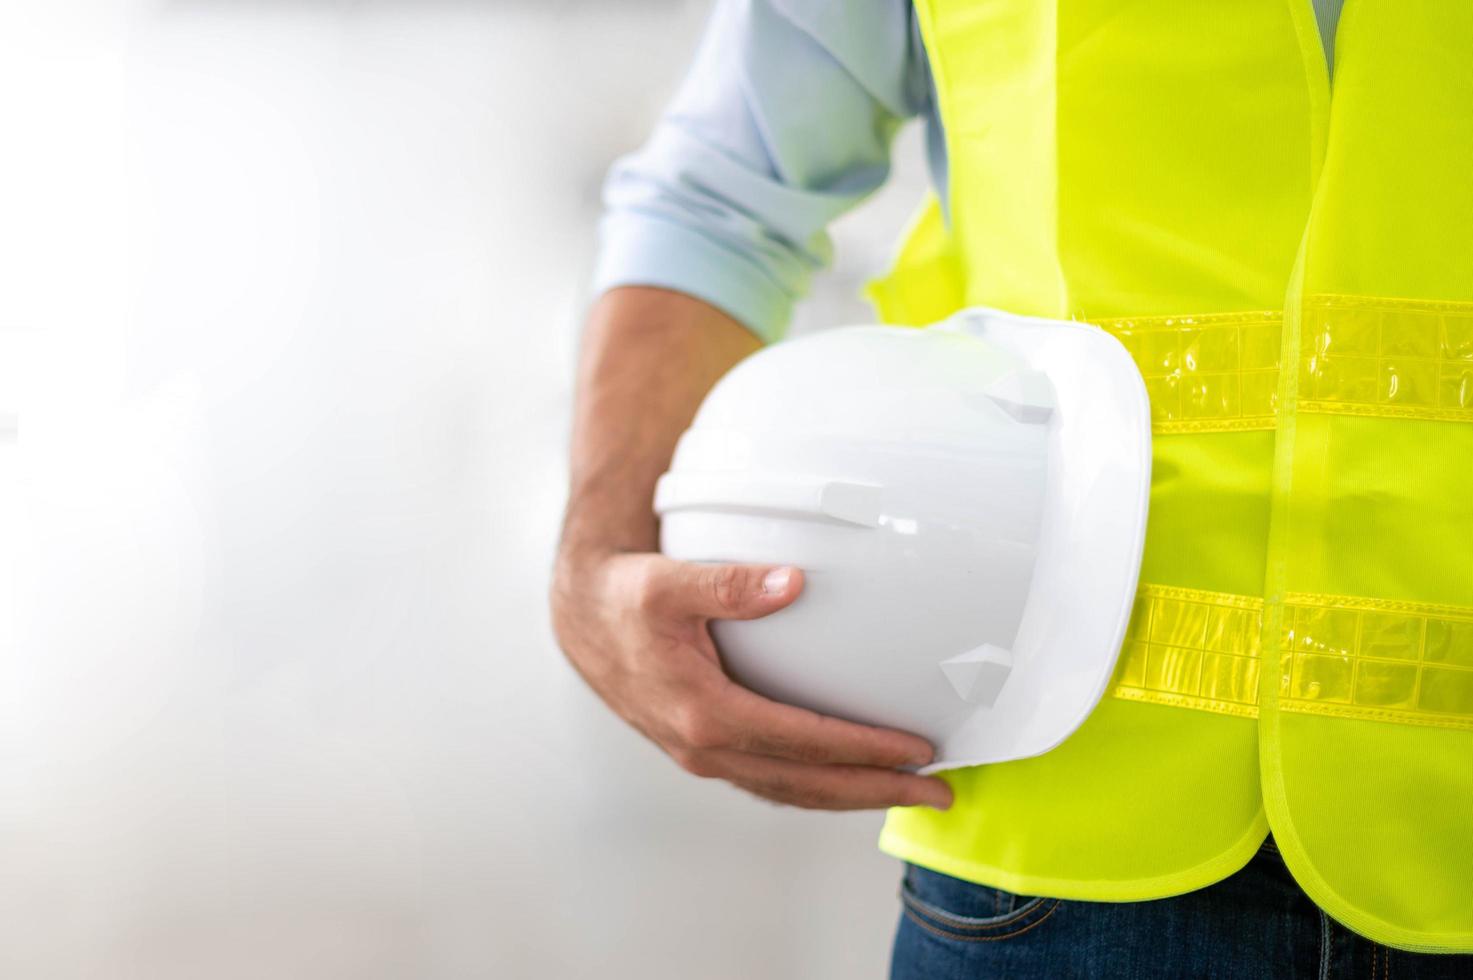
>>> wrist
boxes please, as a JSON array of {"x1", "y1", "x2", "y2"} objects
[
  {"x1": 552, "y1": 536, "x2": 642, "y2": 597},
  {"x1": 555, "y1": 501, "x2": 659, "y2": 576}
]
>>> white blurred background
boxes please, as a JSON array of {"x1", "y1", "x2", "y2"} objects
[{"x1": 0, "y1": 2, "x2": 929, "y2": 977}]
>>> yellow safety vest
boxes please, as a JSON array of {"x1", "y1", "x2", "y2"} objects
[{"x1": 869, "y1": 0, "x2": 1473, "y2": 952}]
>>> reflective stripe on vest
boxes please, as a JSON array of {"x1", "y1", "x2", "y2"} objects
[
  {"x1": 869, "y1": 0, "x2": 1473, "y2": 952},
  {"x1": 1094, "y1": 297, "x2": 1473, "y2": 437},
  {"x1": 1107, "y1": 295, "x2": 1473, "y2": 731},
  {"x1": 1114, "y1": 583, "x2": 1473, "y2": 731}
]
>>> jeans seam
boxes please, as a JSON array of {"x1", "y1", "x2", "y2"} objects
[
  {"x1": 1319, "y1": 909, "x2": 1332, "y2": 980},
  {"x1": 901, "y1": 883, "x2": 1049, "y2": 931},
  {"x1": 902, "y1": 899, "x2": 1062, "y2": 945}
]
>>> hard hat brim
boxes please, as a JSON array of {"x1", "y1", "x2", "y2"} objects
[{"x1": 922, "y1": 309, "x2": 1152, "y2": 771}]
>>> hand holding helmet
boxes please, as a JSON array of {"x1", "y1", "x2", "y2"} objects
[{"x1": 551, "y1": 550, "x2": 954, "y2": 810}]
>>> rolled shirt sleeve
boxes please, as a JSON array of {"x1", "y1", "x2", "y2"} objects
[{"x1": 593, "y1": 0, "x2": 933, "y2": 343}]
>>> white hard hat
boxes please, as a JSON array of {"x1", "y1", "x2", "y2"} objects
[{"x1": 655, "y1": 308, "x2": 1151, "y2": 771}]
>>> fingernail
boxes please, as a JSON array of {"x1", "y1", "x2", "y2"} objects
[
  {"x1": 908, "y1": 749, "x2": 934, "y2": 769},
  {"x1": 925, "y1": 781, "x2": 954, "y2": 812},
  {"x1": 762, "y1": 567, "x2": 792, "y2": 595}
]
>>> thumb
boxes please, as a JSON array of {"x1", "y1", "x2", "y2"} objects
[{"x1": 678, "y1": 562, "x2": 804, "y2": 621}]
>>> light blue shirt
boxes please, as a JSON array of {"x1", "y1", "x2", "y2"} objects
[{"x1": 594, "y1": 1, "x2": 1344, "y2": 343}]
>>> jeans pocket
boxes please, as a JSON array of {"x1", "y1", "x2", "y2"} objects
[{"x1": 900, "y1": 864, "x2": 1061, "y2": 943}]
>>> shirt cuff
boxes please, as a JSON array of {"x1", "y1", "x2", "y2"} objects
[{"x1": 592, "y1": 211, "x2": 797, "y2": 345}]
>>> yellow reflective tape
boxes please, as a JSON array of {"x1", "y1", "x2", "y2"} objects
[
  {"x1": 1297, "y1": 295, "x2": 1473, "y2": 422},
  {"x1": 1093, "y1": 297, "x2": 1473, "y2": 430},
  {"x1": 1111, "y1": 585, "x2": 1473, "y2": 730},
  {"x1": 1113, "y1": 584, "x2": 1264, "y2": 718},
  {"x1": 1279, "y1": 593, "x2": 1473, "y2": 731},
  {"x1": 1091, "y1": 311, "x2": 1283, "y2": 434}
]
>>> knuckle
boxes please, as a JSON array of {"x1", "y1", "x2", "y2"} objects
[
  {"x1": 754, "y1": 729, "x2": 820, "y2": 764},
  {"x1": 795, "y1": 785, "x2": 840, "y2": 810},
  {"x1": 869, "y1": 742, "x2": 914, "y2": 769},
  {"x1": 629, "y1": 563, "x2": 665, "y2": 613},
  {"x1": 784, "y1": 737, "x2": 830, "y2": 765},
  {"x1": 732, "y1": 780, "x2": 779, "y2": 806},
  {"x1": 756, "y1": 775, "x2": 838, "y2": 810},
  {"x1": 671, "y1": 748, "x2": 719, "y2": 779},
  {"x1": 706, "y1": 566, "x2": 749, "y2": 614},
  {"x1": 751, "y1": 777, "x2": 798, "y2": 806},
  {"x1": 670, "y1": 702, "x2": 723, "y2": 751},
  {"x1": 898, "y1": 778, "x2": 938, "y2": 807}
]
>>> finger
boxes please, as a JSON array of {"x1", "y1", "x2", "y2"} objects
[
  {"x1": 707, "y1": 682, "x2": 937, "y2": 769},
  {"x1": 706, "y1": 751, "x2": 954, "y2": 811},
  {"x1": 647, "y1": 559, "x2": 804, "y2": 622}
]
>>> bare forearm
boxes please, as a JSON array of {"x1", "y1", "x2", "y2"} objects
[
  {"x1": 557, "y1": 286, "x2": 761, "y2": 564},
  {"x1": 549, "y1": 287, "x2": 950, "y2": 810}
]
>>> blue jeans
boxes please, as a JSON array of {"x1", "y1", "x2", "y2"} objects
[{"x1": 891, "y1": 839, "x2": 1473, "y2": 979}]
